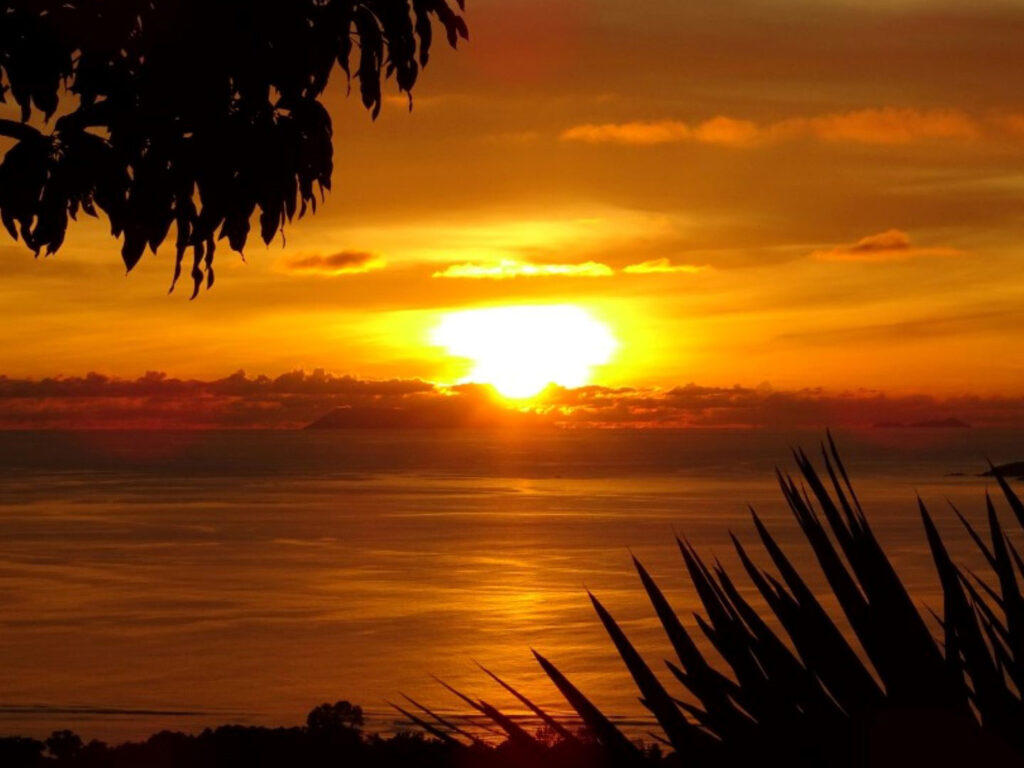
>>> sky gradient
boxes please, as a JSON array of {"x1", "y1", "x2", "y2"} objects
[{"x1": 2, "y1": 0, "x2": 1023, "y2": 403}]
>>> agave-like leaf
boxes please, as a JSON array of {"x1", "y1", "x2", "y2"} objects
[
  {"x1": 532, "y1": 649, "x2": 641, "y2": 762},
  {"x1": 757, "y1": 483, "x2": 871, "y2": 642},
  {"x1": 826, "y1": 431, "x2": 865, "y2": 522},
  {"x1": 476, "y1": 699, "x2": 537, "y2": 746},
  {"x1": 677, "y1": 538, "x2": 818, "y2": 736},
  {"x1": 431, "y1": 676, "x2": 536, "y2": 745},
  {"x1": 820, "y1": 436, "x2": 866, "y2": 538},
  {"x1": 386, "y1": 701, "x2": 465, "y2": 747},
  {"x1": 960, "y1": 572, "x2": 1012, "y2": 647},
  {"x1": 475, "y1": 661, "x2": 577, "y2": 742},
  {"x1": 787, "y1": 458, "x2": 958, "y2": 711},
  {"x1": 986, "y1": 493, "x2": 1024, "y2": 667},
  {"x1": 588, "y1": 591, "x2": 715, "y2": 757},
  {"x1": 401, "y1": 693, "x2": 486, "y2": 746},
  {"x1": 711, "y1": 560, "x2": 837, "y2": 718},
  {"x1": 921, "y1": 501, "x2": 1009, "y2": 725},
  {"x1": 632, "y1": 556, "x2": 748, "y2": 736},
  {"x1": 952, "y1": 500, "x2": 997, "y2": 569},
  {"x1": 989, "y1": 462, "x2": 1024, "y2": 531},
  {"x1": 731, "y1": 530, "x2": 882, "y2": 715},
  {"x1": 429, "y1": 677, "x2": 504, "y2": 738},
  {"x1": 677, "y1": 539, "x2": 769, "y2": 701}
]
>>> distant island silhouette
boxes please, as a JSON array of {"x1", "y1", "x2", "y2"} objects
[
  {"x1": 305, "y1": 402, "x2": 546, "y2": 430},
  {"x1": 981, "y1": 461, "x2": 1024, "y2": 479},
  {"x1": 873, "y1": 417, "x2": 971, "y2": 429}
]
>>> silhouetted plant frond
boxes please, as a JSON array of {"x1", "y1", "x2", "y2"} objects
[
  {"x1": 387, "y1": 700, "x2": 465, "y2": 747},
  {"x1": 474, "y1": 661, "x2": 580, "y2": 743},
  {"x1": 401, "y1": 692, "x2": 487, "y2": 746}
]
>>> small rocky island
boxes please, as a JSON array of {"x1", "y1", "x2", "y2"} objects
[
  {"x1": 981, "y1": 462, "x2": 1024, "y2": 480},
  {"x1": 873, "y1": 417, "x2": 971, "y2": 429}
]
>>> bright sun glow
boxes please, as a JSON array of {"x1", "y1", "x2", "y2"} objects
[{"x1": 431, "y1": 305, "x2": 617, "y2": 398}]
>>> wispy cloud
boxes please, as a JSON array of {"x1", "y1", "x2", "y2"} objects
[
  {"x1": 623, "y1": 258, "x2": 707, "y2": 275},
  {"x1": 791, "y1": 108, "x2": 980, "y2": 145},
  {"x1": 432, "y1": 259, "x2": 614, "y2": 279},
  {"x1": 281, "y1": 251, "x2": 385, "y2": 275},
  {"x1": 561, "y1": 120, "x2": 694, "y2": 145},
  {"x1": 810, "y1": 229, "x2": 962, "y2": 262},
  {"x1": 562, "y1": 108, "x2": 983, "y2": 147}
]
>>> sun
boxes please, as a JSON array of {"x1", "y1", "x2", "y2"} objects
[{"x1": 431, "y1": 305, "x2": 617, "y2": 398}]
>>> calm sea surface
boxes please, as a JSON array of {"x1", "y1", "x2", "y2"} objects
[{"x1": 1, "y1": 428, "x2": 1022, "y2": 742}]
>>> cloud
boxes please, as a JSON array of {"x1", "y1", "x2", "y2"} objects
[
  {"x1": 788, "y1": 108, "x2": 980, "y2": 145},
  {"x1": 537, "y1": 383, "x2": 1024, "y2": 430},
  {"x1": 560, "y1": 120, "x2": 693, "y2": 145},
  {"x1": 810, "y1": 229, "x2": 962, "y2": 262},
  {"x1": 691, "y1": 116, "x2": 763, "y2": 146},
  {"x1": 434, "y1": 257, "x2": 705, "y2": 279},
  {"x1": 0, "y1": 370, "x2": 437, "y2": 429},
  {"x1": 2, "y1": 371, "x2": 1024, "y2": 430},
  {"x1": 282, "y1": 251, "x2": 385, "y2": 275},
  {"x1": 307, "y1": 383, "x2": 543, "y2": 429},
  {"x1": 623, "y1": 258, "x2": 707, "y2": 275},
  {"x1": 432, "y1": 259, "x2": 614, "y2": 279},
  {"x1": 561, "y1": 108, "x2": 982, "y2": 147}
]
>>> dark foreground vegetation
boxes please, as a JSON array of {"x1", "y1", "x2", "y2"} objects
[
  {"x1": 0, "y1": 701, "x2": 656, "y2": 768},
  {"x1": 5, "y1": 434, "x2": 1024, "y2": 767}
]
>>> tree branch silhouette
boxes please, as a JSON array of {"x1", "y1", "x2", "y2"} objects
[{"x1": 0, "y1": 0, "x2": 468, "y2": 296}]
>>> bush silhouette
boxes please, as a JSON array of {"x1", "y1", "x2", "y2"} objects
[
  {"x1": 306, "y1": 700, "x2": 364, "y2": 734},
  {"x1": 44, "y1": 730, "x2": 82, "y2": 762},
  {"x1": 0, "y1": 1, "x2": 467, "y2": 295},
  {"x1": 0, "y1": 736, "x2": 44, "y2": 768}
]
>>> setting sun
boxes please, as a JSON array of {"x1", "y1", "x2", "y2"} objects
[{"x1": 431, "y1": 305, "x2": 617, "y2": 398}]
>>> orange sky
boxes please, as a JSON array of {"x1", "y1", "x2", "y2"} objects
[{"x1": 2, "y1": 0, "x2": 1023, "y2": 397}]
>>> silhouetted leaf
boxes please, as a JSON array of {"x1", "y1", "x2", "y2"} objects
[{"x1": 532, "y1": 650, "x2": 641, "y2": 762}]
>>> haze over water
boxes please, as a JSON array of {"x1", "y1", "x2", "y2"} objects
[{"x1": 1, "y1": 428, "x2": 1020, "y2": 743}]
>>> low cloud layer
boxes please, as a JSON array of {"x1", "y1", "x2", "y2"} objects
[{"x1": 1, "y1": 371, "x2": 1022, "y2": 430}]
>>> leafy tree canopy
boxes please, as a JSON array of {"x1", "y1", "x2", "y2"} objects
[
  {"x1": 0, "y1": 1, "x2": 467, "y2": 295},
  {"x1": 306, "y1": 700, "x2": 365, "y2": 734}
]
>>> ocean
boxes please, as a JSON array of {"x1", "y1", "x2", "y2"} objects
[{"x1": 0, "y1": 427, "x2": 1021, "y2": 743}]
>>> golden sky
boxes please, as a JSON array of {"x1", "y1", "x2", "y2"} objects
[{"x1": 2, "y1": 0, "x2": 1024, "y2": 397}]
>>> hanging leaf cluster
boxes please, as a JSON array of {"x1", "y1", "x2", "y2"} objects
[{"x1": 0, "y1": 0, "x2": 468, "y2": 296}]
